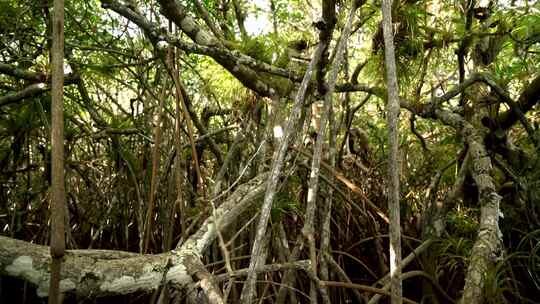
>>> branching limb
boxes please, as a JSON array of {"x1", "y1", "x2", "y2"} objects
[
  {"x1": 232, "y1": 0, "x2": 248, "y2": 41},
  {"x1": 410, "y1": 115, "x2": 429, "y2": 152},
  {"x1": 0, "y1": 62, "x2": 78, "y2": 83},
  {"x1": 0, "y1": 83, "x2": 48, "y2": 107},
  {"x1": 306, "y1": 2, "x2": 357, "y2": 302},
  {"x1": 322, "y1": 281, "x2": 418, "y2": 304},
  {"x1": 101, "y1": 0, "x2": 294, "y2": 97},
  {"x1": 192, "y1": 0, "x2": 225, "y2": 41},
  {"x1": 456, "y1": 0, "x2": 476, "y2": 106},
  {"x1": 0, "y1": 173, "x2": 268, "y2": 298},
  {"x1": 407, "y1": 105, "x2": 502, "y2": 304},
  {"x1": 368, "y1": 239, "x2": 433, "y2": 304},
  {"x1": 326, "y1": 254, "x2": 367, "y2": 303},
  {"x1": 239, "y1": 24, "x2": 329, "y2": 304}
]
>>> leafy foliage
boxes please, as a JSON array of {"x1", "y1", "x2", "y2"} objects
[{"x1": 0, "y1": 0, "x2": 539, "y2": 302}]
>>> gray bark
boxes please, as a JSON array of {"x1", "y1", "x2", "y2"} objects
[
  {"x1": 239, "y1": 34, "x2": 327, "y2": 304},
  {"x1": 368, "y1": 240, "x2": 433, "y2": 304},
  {"x1": 49, "y1": 0, "x2": 66, "y2": 302},
  {"x1": 381, "y1": 0, "x2": 402, "y2": 303},
  {"x1": 432, "y1": 109, "x2": 503, "y2": 304},
  {"x1": 0, "y1": 174, "x2": 268, "y2": 299},
  {"x1": 304, "y1": 2, "x2": 358, "y2": 302}
]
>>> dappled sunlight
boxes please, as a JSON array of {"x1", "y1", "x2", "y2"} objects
[{"x1": 0, "y1": 0, "x2": 539, "y2": 303}]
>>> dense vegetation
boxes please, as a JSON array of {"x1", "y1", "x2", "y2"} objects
[{"x1": 0, "y1": 0, "x2": 539, "y2": 303}]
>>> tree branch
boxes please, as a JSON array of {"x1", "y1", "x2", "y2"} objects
[
  {"x1": 192, "y1": 0, "x2": 225, "y2": 41},
  {"x1": 101, "y1": 0, "x2": 298, "y2": 97},
  {"x1": 0, "y1": 83, "x2": 48, "y2": 107},
  {"x1": 0, "y1": 71, "x2": 78, "y2": 86},
  {"x1": 0, "y1": 173, "x2": 268, "y2": 298},
  {"x1": 498, "y1": 74, "x2": 540, "y2": 131}
]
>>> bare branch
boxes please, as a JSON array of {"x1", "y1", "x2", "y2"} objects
[{"x1": 0, "y1": 174, "x2": 268, "y2": 298}]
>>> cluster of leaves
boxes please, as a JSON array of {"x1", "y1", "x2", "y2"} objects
[{"x1": 0, "y1": 0, "x2": 539, "y2": 302}]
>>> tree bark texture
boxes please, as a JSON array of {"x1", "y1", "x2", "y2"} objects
[
  {"x1": 239, "y1": 35, "x2": 327, "y2": 304},
  {"x1": 381, "y1": 0, "x2": 403, "y2": 303},
  {"x1": 0, "y1": 174, "x2": 267, "y2": 298},
  {"x1": 432, "y1": 110, "x2": 503, "y2": 304},
  {"x1": 304, "y1": 1, "x2": 358, "y2": 302},
  {"x1": 49, "y1": 0, "x2": 66, "y2": 302}
]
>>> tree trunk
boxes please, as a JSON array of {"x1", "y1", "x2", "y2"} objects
[
  {"x1": 49, "y1": 0, "x2": 66, "y2": 302},
  {"x1": 381, "y1": 0, "x2": 402, "y2": 303}
]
